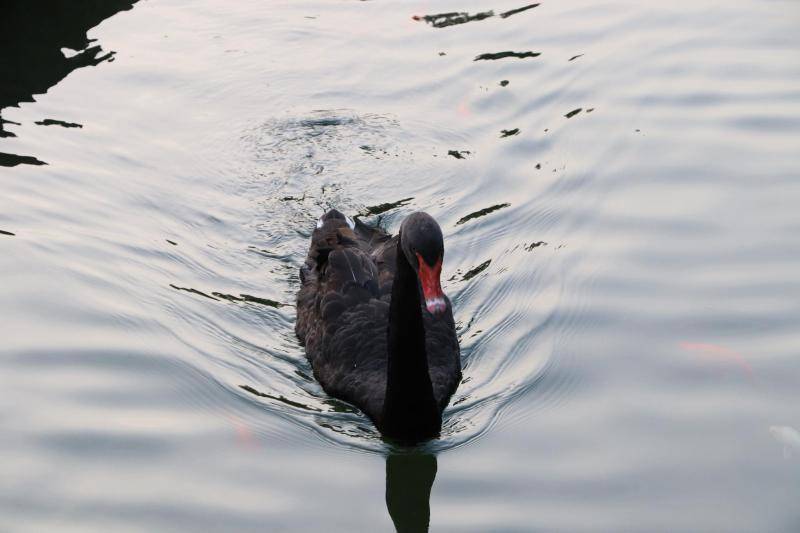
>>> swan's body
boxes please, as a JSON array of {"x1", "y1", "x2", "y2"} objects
[{"x1": 296, "y1": 209, "x2": 460, "y2": 442}]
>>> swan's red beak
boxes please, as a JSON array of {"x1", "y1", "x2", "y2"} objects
[{"x1": 416, "y1": 252, "x2": 446, "y2": 316}]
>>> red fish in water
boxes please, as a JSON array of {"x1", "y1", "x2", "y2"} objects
[
  {"x1": 228, "y1": 415, "x2": 257, "y2": 450},
  {"x1": 679, "y1": 342, "x2": 753, "y2": 379}
]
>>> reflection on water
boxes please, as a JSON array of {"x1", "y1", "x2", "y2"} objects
[
  {"x1": 0, "y1": 0, "x2": 137, "y2": 160},
  {"x1": 385, "y1": 453, "x2": 437, "y2": 533},
  {"x1": 455, "y1": 203, "x2": 511, "y2": 225},
  {"x1": 0, "y1": 152, "x2": 47, "y2": 167},
  {"x1": 413, "y1": 3, "x2": 540, "y2": 29},
  {"x1": 358, "y1": 197, "x2": 415, "y2": 218},
  {"x1": 35, "y1": 118, "x2": 83, "y2": 128},
  {"x1": 474, "y1": 51, "x2": 541, "y2": 61}
]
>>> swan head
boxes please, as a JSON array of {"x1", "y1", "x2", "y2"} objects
[{"x1": 400, "y1": 212, "x2": 447, "y2": 317}]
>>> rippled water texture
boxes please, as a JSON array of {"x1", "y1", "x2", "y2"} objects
[{"x1": 2, "y1": 0, "x2": 800, "y2": 531}]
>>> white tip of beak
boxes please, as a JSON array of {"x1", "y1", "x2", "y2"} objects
[{"x1": 425, "y1": 297, "x2": 447, "y2": 315}]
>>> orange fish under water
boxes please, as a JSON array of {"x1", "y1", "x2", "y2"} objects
[
  {"x1": 679, "y1": 342, "x2": 754, "y2": 378},
  {"x1": 228, "y1": 415, "x2": 257, "y2": 450}
]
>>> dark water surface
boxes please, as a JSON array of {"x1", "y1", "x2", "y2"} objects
[{"x1": 3, "y1": 0, "x2": 800, "y2": 530}]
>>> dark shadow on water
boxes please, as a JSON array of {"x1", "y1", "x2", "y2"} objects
[
  {"x1": 357, "y1": 197, "x2": 414, "y2": 218},
  {"x1": 415, "y1": 10, "x2": 494, "y2": 28},
  {"x1": 447, "y1": 149, "x2": 471, "y2": 159},
  {"x1": 474, "y1": 51, "x2": 540, "y2": 61},
  {"x1": 385, "y1": 452, "x2": 438, "y2": 533},
  {"x1": 462, "y1": 259, "x2": 491, "y2": 281},
  {"x1": 0, "y1": 0, "x2": 138, "y2": 161},
  {"x1": 169, "y1": 283, "x2": 285, "y2": 308},
  {"x1": 239, "y1": 385, "x2": 323, "y2": 412},
  {"x1": 413, "y1": 3, "x2": 539, "y2": 28},
  {"x1": 455, "y1": 203, "x2": 511, "y2": 225},
  {"x1": 0, "y1": 152, "x2": 47, "y2": 167},
  {"x1": 35, "y1": 118, "x2": 83, "y2": 128}
]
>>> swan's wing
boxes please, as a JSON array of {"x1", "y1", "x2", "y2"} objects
[
  {"x1": 315, "y1": 296, "x2": 390, "y2": 422},
  {"x1": 296, "y1": 210, "x2": 381, "y2": 348},
  {"x1": 296, "y1": 210, "x2": 389, "y2": 421},
  {"x1": 370, "y1": 235, "x2": 399, "y2": 298}
]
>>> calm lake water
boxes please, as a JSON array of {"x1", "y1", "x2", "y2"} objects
[{"x1": 2, "y1": 0, "x2": 800, "y2": 531}]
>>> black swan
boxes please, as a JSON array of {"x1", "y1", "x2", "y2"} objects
[{"x1": 296, "y1": 209, "x2": 461, "y2": 443}]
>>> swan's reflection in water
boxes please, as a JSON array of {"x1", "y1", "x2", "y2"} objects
[{"x1": 385, "y1": 452, "x2": 438, "y2": 533}]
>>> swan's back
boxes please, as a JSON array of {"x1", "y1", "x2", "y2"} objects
[{"x1": 296, "y1": 210, "x2": 460, "y2": 424}]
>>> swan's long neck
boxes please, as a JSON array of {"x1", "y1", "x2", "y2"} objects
[{"x1": 382, "y1": 238, "x2": 441, "y2": 442}]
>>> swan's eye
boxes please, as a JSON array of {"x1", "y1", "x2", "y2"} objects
[{"x1": 345, "y1": 215, "x2": 355, "y2": 230}]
